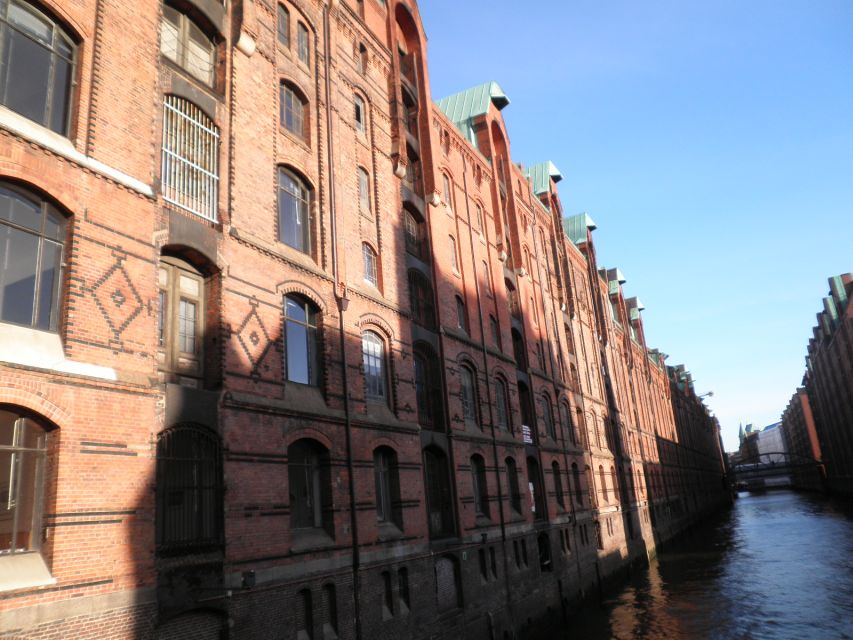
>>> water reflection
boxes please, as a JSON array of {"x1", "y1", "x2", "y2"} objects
[{"x1": 563, "y1": 492, "x2": 853, "y2": 639}]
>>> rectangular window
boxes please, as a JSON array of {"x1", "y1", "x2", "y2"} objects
[
  {"x1": 178, "y1": 298, "x2": 197, "y2": 353},
  {"x1": 297, "y1": 23, "x2": 309, "y2": 64},
  {"x1": 449, "y1": 236, "x2": 459, "y2": 272},
  {"x1": 443, "y1": 175, "x2": 452, "y2": 211},
  {"x1": 489, "y1": 315, "x2": 500, "y2": 349},
  {"x1": 358, "y1": 168, "x2": 370, "y2": 212},
  {"x1": 482, "y1": 260, "x2": 492, "y2": 296},
  {"x1": 476, "y1": 204, "x2": 483, "y2": 231},
  {"x1": 277, "y1": 5, "x2": 290, "y2": 47}
]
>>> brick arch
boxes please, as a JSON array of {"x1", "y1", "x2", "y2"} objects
[
  {"x1": 0, "y1": 172, "x2": 76, "y2": 218},
  {"x1": 355, "y1": 314, "x2": 394, "y2": 341},
  {"x1": 32, "y1": 0, "x2": 88, "y2": 42},
  {"x1": 370, "y1": 436, "x2": 403, "y2": 455},
  {"x1": 0, "y1": 386, "x2": 70, "y2": 431},
  {"x1": 276, "y1": 280, "x2": 328, "y2": 314},
  {"x1": 283, "y1": 428, "x2": 333, "y2": 453}
]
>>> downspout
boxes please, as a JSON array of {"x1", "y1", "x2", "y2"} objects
[
  {"x1": 460, "y1": 154, "x2": 515, "y2": 627},
  {"x1": 323, "y1": 6, "x2": 362, "y2": 639}
]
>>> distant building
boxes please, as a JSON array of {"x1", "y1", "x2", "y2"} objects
[
  {"x1": 756, "y1": 422, "x2": 787, "y2": 464},
  {"x1": 780, "y1": 389, "x2": 824, "y2": 491}
]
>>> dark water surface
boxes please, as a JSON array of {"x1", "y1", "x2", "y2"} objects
[{"x1": 562, "y1": 491, "x2": 853, "y2": 639}]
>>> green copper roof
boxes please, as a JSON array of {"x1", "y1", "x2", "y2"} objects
[
  {"x1": 829, "y1": 274, "x2": 850, "y2": 312},
  {"x1": 562, "y1": 213, "x2": 597, "y2": 246},
  {"x1": 626, "y1": 297, "x2": 645, "y2": 321},
  {"x1": 435, "y1": 81, "x2": 510, "y2": 145},
  {"x1": 526, "y1": 161, "x2": 563, "y2": 195}
]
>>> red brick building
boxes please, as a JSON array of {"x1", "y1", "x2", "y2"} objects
[
  {"x1": 797, "y1": 274, "x2": 853, "y2": 496},
  {"x1": 780, "y1": 389, "x2": 824, "y2": 491},
  {"x1": 0, "y1": 1, "x2": 729, "y2": 638}
]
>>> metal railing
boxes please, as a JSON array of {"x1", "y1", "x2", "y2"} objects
[{"x1": 162, "y1": 96, "x2": 220, "y2": 223}]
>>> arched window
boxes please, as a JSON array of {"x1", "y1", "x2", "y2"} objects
[
  {"x1": 156, "y1": 425, "x2": 223, "y2": 551},
  {"x1": 575, "y1": 409, "x2": 586, "y2": 448},
  {"x1": 280, "y1": 82, "x2": 307, "y2": 140},
  {"x1": 408, "y1": 270, "x2": 435, "y2": 328},
  {"x1": 541, "y1": 395, "x2": 555, "y2": 440},
  {"x1": 585, "y1": 465, "x2": 596, "y2": 507},
  {"x1": 162, "y1": 96, "x2": 220, "y2": 221},
  {"x1": 161, "y1": 5, "x2": 216, "y2": 86},
  {"x1": 471, "y1": 454, "x2": 489, "y2": 518},
  {"x1": 560, "y1": 403, "x2": 574, "y2": 446},
  {"x1": 357, "y1": 43, "x2": 368, "y2": 74},
  {"x1": 277, "y1": 4, "x2": 290, "y2": 47},
  {"x1": 358, "y1": 166, "x2": 370, "y2": 213},
  {"x1": 455, "y1": 295, "x2": 468, "y2": 333},
  {"x1": 506, "y1": 278, "x2": 519, "y2": 317},
  {"x1": 362, "y1": 243, "x2": 378, "y2": 288},
  {"x1": 572, "y1": 463, "x2": 582, "y2": 505},
  {"x1": 278, "y1": 167, "x2": 312, "y2": 253},
  {"x1": 442, "y1": 174, "x2": 453, "y2": 212},
  {"x1": 297, "y1": 21, "x2": 309, "y2": 64},
  {"x1": 599, "y1": 464, "x2": 608, "y2": 504},
  {"x1": 489, "y1": 314, "x2": 500, "y2": 349},
  {"x1": 460, "y1": 364, "x2": 478, "y2": 426},
  {"x1": 158, "y1": 256, "x2": 207, "y2": 383},
  {"x1": 288, "y1": 439, "x2": 332, "y2": 533},
  {"x1": 527, "y1": 456, "x2": 546, "y2": 520},
  {"x1": 0, "y1": 409, "x2": 55, "y2": 559},
  {"x1": 511, "y1": 329, "x2": 526, "y2": 370},
  {"x1": 284, "y1": 294, "x2": 321, "y2": 386},
  {"x1": 552, "y1": 461, "x2": 565, "y2": 509},
  {"x1": 374, "y1": 447, "x2": 402, "y2": 528},
  {"x1": 403, "y1": 208, "x2": 424, "y2": 258},
  {"x1": 354, "y1": 94, "x2": 365, "y2": 132},
  {"x1": 506, "y1": 457, "x2": 521, "y2": 514},
  {"x1": 413, "y1": 343, "x2": 442, "y2": 430},
  {"x1": 518, "y1": 382, "x2": 535, "y2": 443},
  {"x1": 0, "y1": 183, "x2": 66, "y2": 331},
  {"x1": 611, "y1": 466, "x2": 620, "y2": 502},
  {"x1": 482, "y1": 259, "x2": 492, "y2": 296},
  {"x1": 362, "y1": 330, "x2": 387, "y2": 402},
  {"x1": 0, "y1": 0, "x2": 76, "y2": 134},
  {"x1": 475, "y1": 203, "x2": 483, "y2": 232},
  {"x1": 494, "y1": 377, "x2": 509, "y2": 431},
  {"x1": 424, "y1": 447, "x2": 454, "y2": 538}
]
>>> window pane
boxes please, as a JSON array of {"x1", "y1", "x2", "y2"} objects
[
  {"x1": 286, "y1": 319, "x2": 309, "y2": 384},
  {"x1": 298, "y1": 24, "x2": 309, "y2": 63},
  {"x1": 49, "y1": 55, "x2": 72, "y2": 135},
  {"x1": 185, "y1": 22, "x2": 214, "y2": 85},
  {"x1": 0, "y1": 187, "x2": 40, "y2": 231},
  {"x1": 2, "y1": 28, "x2": 51, "y2": 128},
  {"x1": 35, "y1": 239, "x2": 61, "y2": 331},
  {"x1": 285, "y1": 296, "x2": 307, "y2": 323},
  {"x1": 8, "y1": 2, "x2": 52, "y2": 44},
  {"x1": 362, "y1": 332, "x2": 385, "y2": 400},
  {"x1": 160, "y1": 10, "x2": 180, "y2": 63},
  {"x1": 0, "y1": 225, "x2": 38, "y2": 326},
  {"x1": 178, "y1": 298, "x2": 197, "y2": 353},
  {"x1": 277, "y1": 6, "x2": 289, "y2": 47}
]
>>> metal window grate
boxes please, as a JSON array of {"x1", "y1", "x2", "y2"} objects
[{"x1": 161, "y1": 96, "x2": 220, "y2": 222}]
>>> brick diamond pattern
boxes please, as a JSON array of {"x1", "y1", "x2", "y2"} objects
[{"x1": 91, "y1": 257, "x2": 144, "y2": 341}]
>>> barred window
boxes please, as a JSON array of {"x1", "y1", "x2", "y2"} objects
[
  {"x1": 161, "y1": 96, "x2": 220, "y2": 222},
  {"x1": 362, "y1": 331, "x2": 386, "y2": 401},
  {"x1": 413, "y1": 343, "x2": 442, "y2": 430},
  {"x1": 156, "y1": 425, "x2": 223, "y2": 551},
  {"x1": 553, "y1": 461, "x2": 565, "y2": 508},
  {"x1": 408, "y1": 270, "x2": 435, "y2": 328},
  {"x1": 506, "y1": 457, "x2": 521, "y2": 514},
  {"x1": 0, "y1": 183, "x2": 66, "y2": 331},
  {"x1": 161, "y1": 5, "x2": 215, "y2": 86},
  {"x1": 0, "y1": 0, "x2": 75, "y2": 135},
  {"x1": 403, "y1": 209, "x2": 424, "y2": 258}
]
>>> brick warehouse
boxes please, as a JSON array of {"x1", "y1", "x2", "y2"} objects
[
  {"x1": 0, "y1": 0, "x2": 731, "y2": 638},
  {"x1": 783, "y1": 274, "x2": 853, "y2": 496}
]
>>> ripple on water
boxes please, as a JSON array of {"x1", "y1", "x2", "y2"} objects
[{"x1": 560, "y1": 492, "x2": 853, "y2": 639}]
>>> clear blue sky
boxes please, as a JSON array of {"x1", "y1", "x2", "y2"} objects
[{"x1": 419, "y1": 0, "x2": 853, "y2": 452}]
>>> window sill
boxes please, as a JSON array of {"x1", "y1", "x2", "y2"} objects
[
  {"x1": 0, "y1": 322, "x2": 117, "y2": 381},
  {"x1": 290, "y1": 528, "x2": 334, "y2": 553},
  {"x1": 0, "y1": 106, "x2": 152, "y2": 197},
  {"x1": 279, "y1": 126, "x2": 311, "y2": 151},
  {"x1": 0, "y1": 553, "x2": 56, "y2": 592},
  {"x1": 376, "y1": 521, "x2": 404, "y2": 541}
]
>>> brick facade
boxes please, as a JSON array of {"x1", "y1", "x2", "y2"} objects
[{"x1": 0, "y1": 1, "x2": 729, "y2": 638}]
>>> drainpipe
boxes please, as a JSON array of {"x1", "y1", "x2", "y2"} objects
[
  {"x1": 323, "y1": 6, "x2": 362, "y2": 639},
  {"x1": 460, "y1": 155, "x2": 516, "y2": 628}
]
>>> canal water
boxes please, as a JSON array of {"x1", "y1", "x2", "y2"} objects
[{"x1": 562, "y1": 491, "x2": 853, "y2": 639}]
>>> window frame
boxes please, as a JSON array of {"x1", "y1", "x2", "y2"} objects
[
  {"x1": 460, "y1": 364, "x2": 479, "y2": 427},
  {"x1": 354, "y1": 94, "x2": 366, "y2": 132},
  {"x1": 277, "y1": 167, "x2": 312, "y2": 254},
  {"x1": 362, "y1": 242, "x2": 378, "y2": 288},
  {"x1": 160, "y1": 4, "x2": 217, "y2": 87},
  {"x1": 277, "y1": 4, "x2": 290, "y2": 48},
  {"x1": 283, "y1": 293, "x2": 321, "y2": 386},
  {"x1": 471, "y1": 454, "x2": 489, "y2": 518},
  {"x1": 362, "y1": 330, "x2": 388, "y2": 403},
  {"x1": 280, "y1": 81, "x2": 307, "y2": 141},
  {"x1": 0, "y1": 0, "x2": 77, "y2": 136},
  {"x1": 297, "y1": 21, "x2": 310, "y2": 65},
  {"x1": 157, "y1": 256, "x2": 206, "y2": 383},
  {"x1": 357, "y1": 166, "x2": 371, "y2": 213},
  {"x1": 0, "y1": 182, "x2": 67, "y2": 332}
]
